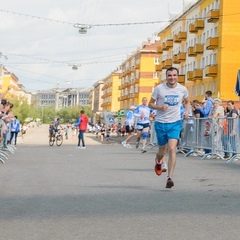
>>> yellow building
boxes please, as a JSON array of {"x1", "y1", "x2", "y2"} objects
[
  {"x1": 119, "y1": 40, "x2": 160, "y2": 110},
  {"x1": 101, "y1": 70, "x2": 121, "y2": 112},
  {"x1": 0, "y1": 66, "x2": 20, "y2": 99},
  {"x1": 156, "y1": 0, "x2": 240, "y2": 102}
]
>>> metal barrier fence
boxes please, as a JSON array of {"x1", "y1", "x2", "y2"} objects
[{"x1": 178, "y1": 117, "x2": 240, "y2": 164}]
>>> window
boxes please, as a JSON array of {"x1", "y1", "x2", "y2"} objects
[
  {"x1": 212, "y1": 81, "x2": 216, "y2": 94},
  {"x1": 201, "y1": 57, "x2": 205, "y2": 68},
  {"x1": 201, "y1": 84, "x2": 204, "y2": 95},
  {"x1": 153, "y1": 72, "x2": 158, "y2": 79},
  {"x1": 214, "y1": 27, "x2": 217, "y2": 37},
  {"x1": 213, "y1": 54, "x2": 217, "y2": 65},
  {"x1": 154, "y1": 57, "x2": 159, "y2": 64}
]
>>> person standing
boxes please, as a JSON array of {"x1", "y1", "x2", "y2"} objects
[
  {"x1": 122, "y1": 105, "x2": 136, "y2": 148},
  {"x1": 148, "y1": 67, "x2": 190, "y2": 188},
  {"x1": 223, "y1": 100, "x2": 239, "y2": 158},
  {"x1": 134, "y1": 97, "x2": 153, "y2": 153},
  {"x1": 195, "y1": 90, "x2": 214, "y2": 117},
  {"x1": 75, "y1": 110, "x2": 88, "y2": 149},
  {"x1": 10, "y1": 115, "x2": 21, "y2": 146}
]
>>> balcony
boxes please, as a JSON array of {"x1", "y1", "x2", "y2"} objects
[
  {"x1": 162, "y1": 59, "x2": 172, "y2": 69},
  {"x1": 189, "y1": 23, "x2": 197, "y2": 33},
  {"x1": 157, "y1": 46, "x2": 163, "y2": 53},
  {"x1": 155, "y1": 64, "x2": 163, "y2": 71},
  {"x1": 178, "y1": 75, "x2": 185, "y2": 83},
  {"x1": 193, "y1": 69, "x2": 203, "y2": 79},
  {"x1": 177, "y1": 53, "x2": 186, "y2": 62},
  {"x1": 125, "y1": 82, "x2": 130, "y2": 87},
  {"x1": 126, "y1": 69, "x2": 131, "y2": 75},
  {"x1": 194, "y1": 19, "x2": 204, "y2": 30},
  {"x1": 135, "y1": 63, "x2": 140, "y2": 69},
  {"x1": 162, "y1": 42, "x2": 167, "y2": 50},
  {"x1": 207, "y1": 10, "x2": 219, "y2": 23},
  {"x1": 206, "y1": 37, "x2": 219, "y2": 50},
  {"x1": 178, "y1": 31, "x2": 187, "y2": 41},
  {"x1": 174, "y1": 34, "x2": 181, "y2": 43},
  {"x1": 173, "y1": 54, "x2": 179, "y2": 64},
  {"x1": 194, "y1": 44, "x2": 204, "y2": 54},
  {"x1": 205, "y1": 65, "x2": 217, "y2": 77},
  {"x1": 133, "y1": 78, "x2": 139, "y2": 84},
  {"x1": 187, "y1": 71, "x2": 194, "y2": 81},
  {"x1": 188, "y1": 47, "x2": 196, "y2": 57},
  {"x1": 165, "y1": 39, "x2": 173, "y2": 50}
]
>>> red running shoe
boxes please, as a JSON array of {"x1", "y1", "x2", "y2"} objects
[{"x1": 154, "y1": 159, "x2": 163, "y2": 176}]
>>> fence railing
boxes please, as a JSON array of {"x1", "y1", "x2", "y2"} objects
[{"x1": 147, "y1": 117, "x2": 240, "y2": 164}]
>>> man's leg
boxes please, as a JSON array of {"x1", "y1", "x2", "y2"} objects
[
  {"x1": 126, "y1": 132, "x2": 134, "y2": 143},
  {"x1": 135, "y1": 130, "x2": 141, "y2": 148},
  {"x1": 142, "y1": 127, "x2": 149, "y2": 150},
  {"x1": 167, "y1": 139, "x2": 178, "y2": 178},
  {"x1": 77, "y1": 131, "x2": 81, "y2": 146},
  {"x1": 9, "y1": 132, "x2": 14, "y2": 144},
  {"x1": 14, "y1": 132, "x2": 18, "y2": 145},
  {"x1": 156, "y1": 145, "x2": 168, "y2": 163},
  {"x1": 81, "y1": 131, "x2": 85, "y2": 147}
]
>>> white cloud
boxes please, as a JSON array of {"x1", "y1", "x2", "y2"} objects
[{"x1": 0, "y1": 0, "x2": 184, "y2": 92}]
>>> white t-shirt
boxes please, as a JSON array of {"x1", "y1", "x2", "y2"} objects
[{"x1": 151, "y1": 82, "x2": 188, "y2": 123}]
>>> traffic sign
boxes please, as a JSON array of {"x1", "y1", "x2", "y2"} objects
[{"x1": 109, "y1": 117, "x2": 114, "y2": 123}]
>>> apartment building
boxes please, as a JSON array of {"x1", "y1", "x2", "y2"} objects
[
  {"x1": 92, "y1": 80, "x2": 104, "y2": 124},
  {"x1": 119, "y1": 40, "x2": 160, "y2": 110},
  {"x1": 156, "y1": 0, "x2": 240, "y2": 102},
  {"x1": 0, "y1": 65, "x2": 30, "y2": 102},
  {"x1": 101, "y1": 69, "x2": 121, "y2": 112}
]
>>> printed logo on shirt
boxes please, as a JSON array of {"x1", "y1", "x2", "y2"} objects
[{"x1": 164, "y1": 95, "x2": 179, "y2": 106}]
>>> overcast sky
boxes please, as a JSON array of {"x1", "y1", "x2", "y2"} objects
[{"x1": 0, "y1": 0, "x2": 188, "y2": 92}]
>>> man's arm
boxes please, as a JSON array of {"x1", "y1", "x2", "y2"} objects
[
  {"x1": 199, "y1": 100, "x2": 212, "y2": 116},
  {"x1": 183, "y1": 97, "x2": 191, "y2": 119},
  {"x1": 148, "y1": 97, "x2": 168, "y2": 111}
]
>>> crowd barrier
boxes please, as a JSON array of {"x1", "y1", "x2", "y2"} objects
[
  {"x1": 0, "y1": 123, "x2": 17, "y2": 164},
  {"x1": 146, "y1": 117, "x2": 240, "y2": 165},
  {"x1": 179, "y1": 117, "x2": 240, "y2": 164}
]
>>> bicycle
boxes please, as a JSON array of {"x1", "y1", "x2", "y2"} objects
[{"x1": 49, "y1": 129, "x2": 63, "y2": 146}]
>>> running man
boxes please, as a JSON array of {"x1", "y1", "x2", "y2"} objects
[
  {"x1": 122, "y1": 105, "x2": 136, "y2": 148},
  {"x1": 134, "y1": 97, "x2": 153, "y2": 153},
  {"x1": 148, "y1": 67, "x2": 190, "y2": 188}
]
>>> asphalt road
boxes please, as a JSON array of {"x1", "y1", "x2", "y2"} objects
[{"x1": 0, "y1": 124, "x2": 240, "y2": 240}]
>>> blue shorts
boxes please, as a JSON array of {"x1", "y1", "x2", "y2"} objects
[{"x1": 155, "y1": 121, "x2": 182, "y2": 146}]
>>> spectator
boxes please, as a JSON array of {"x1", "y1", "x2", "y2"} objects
[
  {"x1": 10, "y1": 115, "x2": 21, "y2": 146},
  {"x1": 195, "y1": 90, "x2": 214, "y2": 117}
]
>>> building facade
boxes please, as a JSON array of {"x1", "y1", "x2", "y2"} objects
[
  {"x1": 32, "y1": 87, "x2": 91, "y2": 110},
  {"x1": 101, "y1": 70, "x2": 121, "y2": 112},
  {"x1": 119, "y1": 39, "x2": 160, "y2": 110},
  {"x1": 156, "y1": 0, "x2": 240, "y2": 101}
]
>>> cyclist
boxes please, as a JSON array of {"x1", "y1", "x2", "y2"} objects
[{"x1": 49, "y1": 118, "x2": 61, "y2": 138}]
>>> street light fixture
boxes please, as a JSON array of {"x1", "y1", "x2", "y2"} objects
[{"x1": 73, "y1": 24, "x2": 91, "y2": 34}]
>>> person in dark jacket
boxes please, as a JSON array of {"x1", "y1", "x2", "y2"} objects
[{"x1": 75, "y1": 110, "x2": 88, "y2": 149}]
